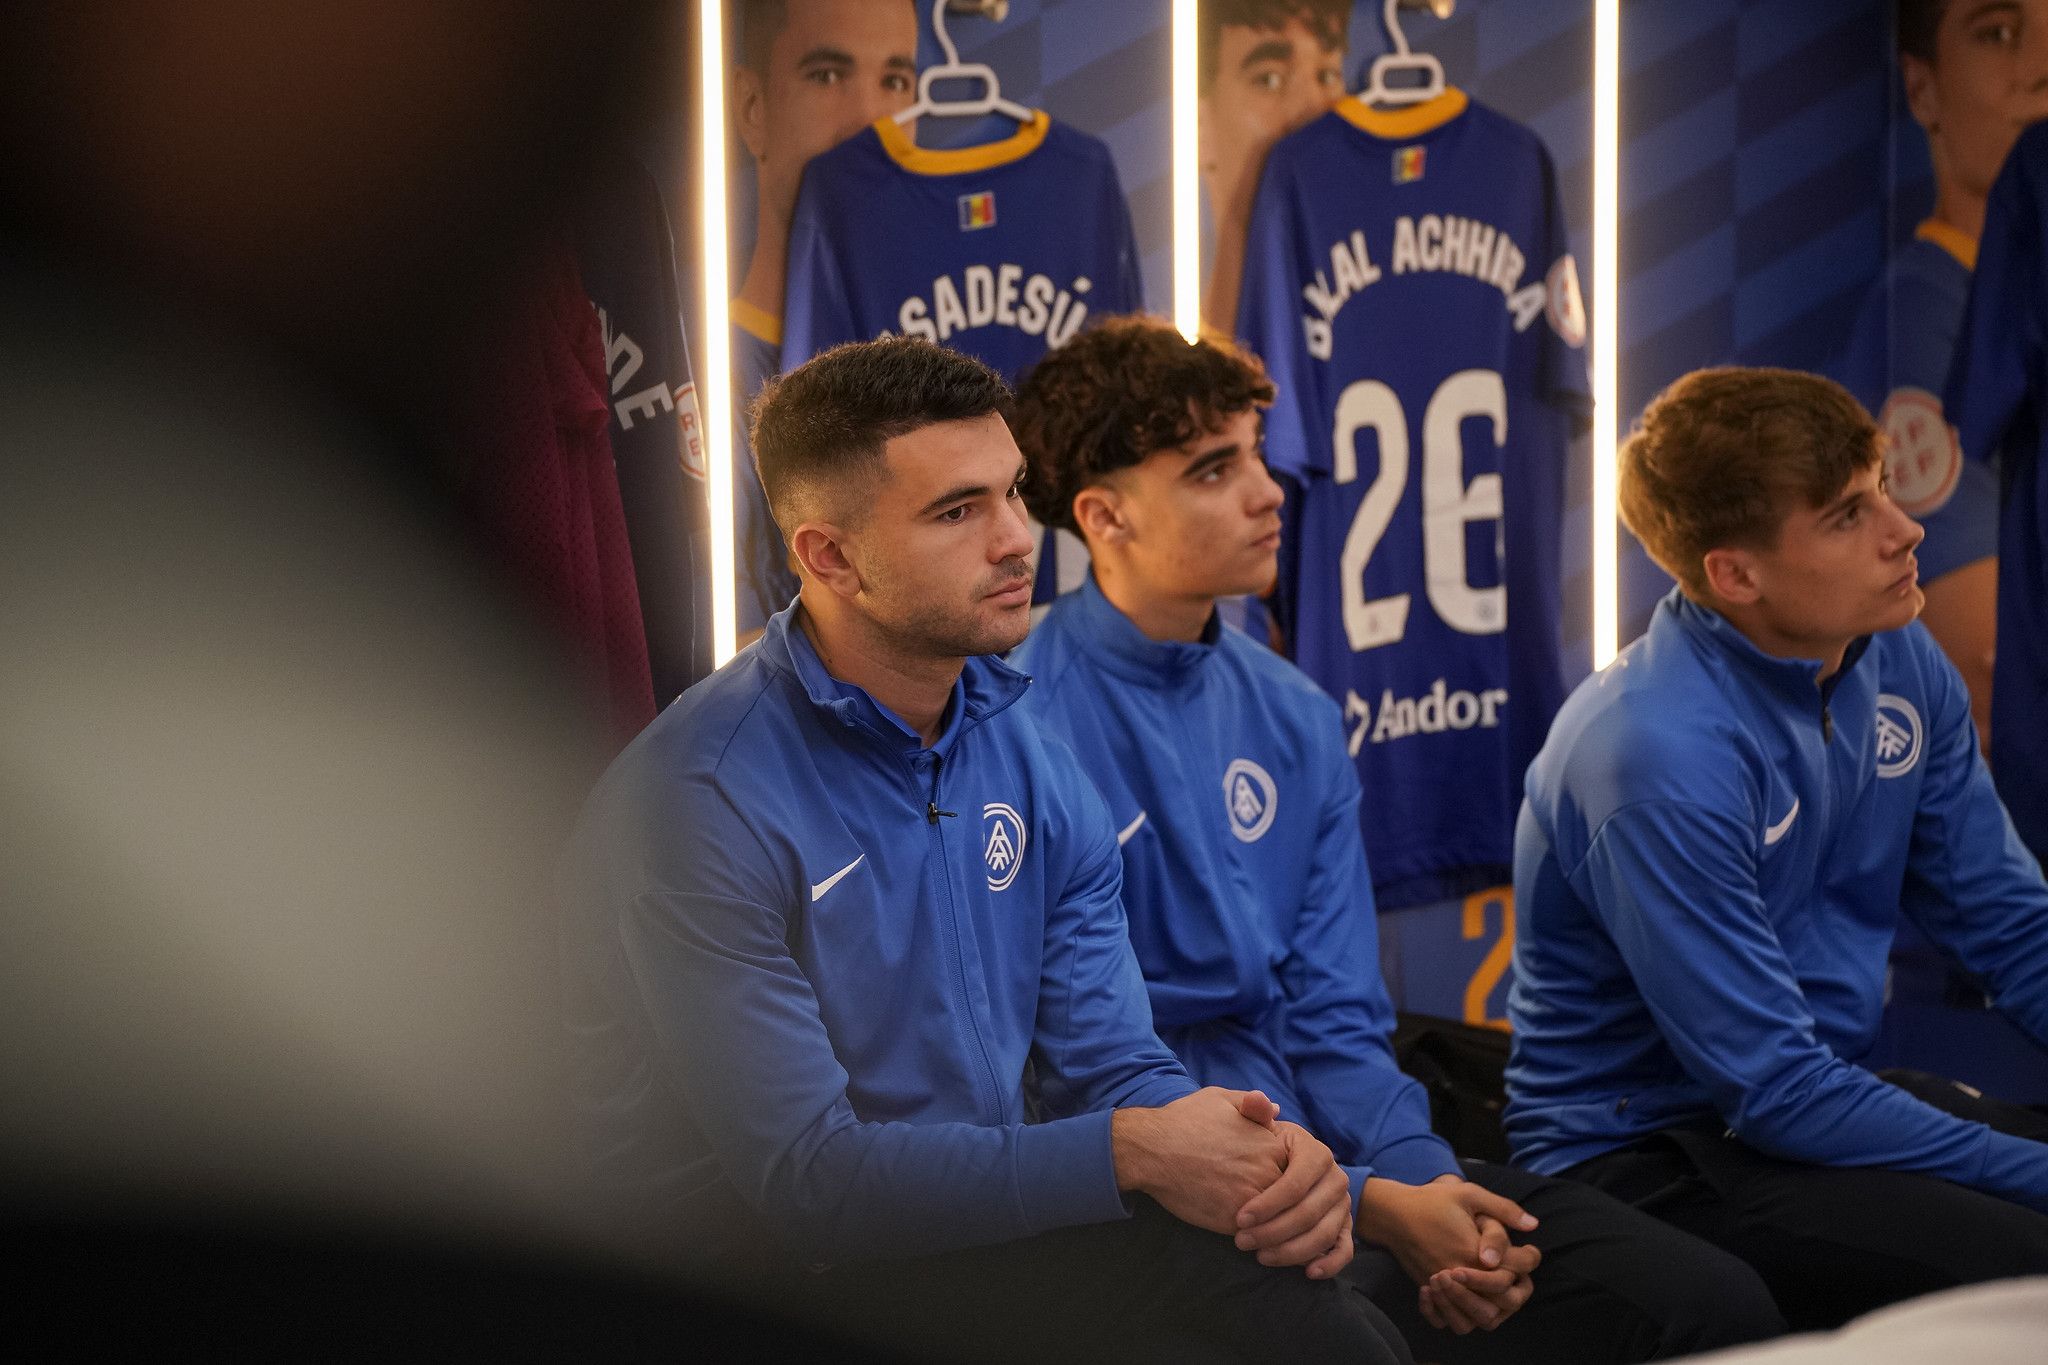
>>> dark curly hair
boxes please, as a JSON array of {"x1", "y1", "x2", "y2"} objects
[
  {"x1": 1011, "y1": 315, "x2": 1275, "y2": 536},
  {"x1": 750, "y1": 336, "x2": 1011, "y2": 532}
]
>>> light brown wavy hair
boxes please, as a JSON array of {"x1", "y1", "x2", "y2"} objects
[{"x1": 1618, "y1": 366, "x2": 1881, "y2": 595}]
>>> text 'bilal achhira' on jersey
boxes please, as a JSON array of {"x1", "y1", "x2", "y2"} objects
[{"x1": 1301, "y1": 216, "x2": 1548, "y2": 360}]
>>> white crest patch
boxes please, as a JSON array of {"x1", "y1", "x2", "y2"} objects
[
  {"x1": 1222, "y1": 759, "x2": 1279, "y2": 843},
  {"x1": 1545, "y1": 254, "x2": 1586, "y2": 348},
  {"x1": 982, "y1": 802, "x2": 1027, "y2": 891},
  {"x1": 1875, "y1": 694, "x2": 1924, "y2": 779},
  {"x1": 1879, "y1": 388, "x2": 1962, "y2": 516}
]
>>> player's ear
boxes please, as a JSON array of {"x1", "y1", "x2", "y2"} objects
[
  {"x1": 1701, "y1": 546, "x2": 1762, "y2": 607},
  {"x1": 734, "y1": 62, "x2": 769, "y2": 162},
  {"x1": 1071, "y1": 484, "x2": 1129, "y2": 549},
  {"x1": 1901, "y1": 53, "x2": 1939, "y2": 134},
  {"x1": 791, "y1": 520, "x2": 863, "y2": 599}
]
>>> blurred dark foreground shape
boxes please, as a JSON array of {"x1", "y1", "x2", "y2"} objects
[{"x1": 0, "y1": 2, "x2": 889, "y2": 1355}]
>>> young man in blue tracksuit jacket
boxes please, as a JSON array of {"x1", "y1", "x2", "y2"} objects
[
  {"x1": 1008, "y1": 317, "x2": 1783, "y2": 1364},
  {"x1": 557, "y1": 337, "x2": 1404, "y2": 1363},
  {"x1": 1509, "y1": 366, "x2": 2048, "y2": 1329}
]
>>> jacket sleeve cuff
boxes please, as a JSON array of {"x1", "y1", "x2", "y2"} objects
[
  {"x1": 1014, "y1": 1109, "x2": 1130, "y2": 1233},
  {"x1": 1368, "y1": 1132, "x2": 1462, "y2": 1186},
  {"x1": 1125, "y1": 1071, "x2": 1200, "y2": 1109},
  {"x1": 1343, "y1": 1162, "x2": 1371, "y2": 1217}
]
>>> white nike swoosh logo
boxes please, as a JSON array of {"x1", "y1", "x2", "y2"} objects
[
  {"x1": 1764, "y1": 799, "x2": 1800, "y2": 846},
  {"x1": 1116, "y1": 810, "x2": 1148, "y2": 846},
  {"x1": 810, "y1": 854, "x2": 865, "y2": 901}
]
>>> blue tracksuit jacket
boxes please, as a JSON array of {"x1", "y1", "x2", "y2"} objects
[
  {"x1": 558, "y1": 604, "x2": 1195, "y2": 1265},
  {"x1": 1507, "y1": 591, "x2": 2048, "y2": 1210},
  {"x1": 1013, "y1": 576, "x2": 1461, "y2": 1213}
]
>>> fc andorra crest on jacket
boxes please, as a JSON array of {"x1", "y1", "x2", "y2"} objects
[
  {"x1": 1875, "y1": 695, "x2": 1923, "y2": 778},
  {"x1": 1223, "y1": 759, "x2": 1278, "y2": 843},
  {"x1": 982, "y1": 802, "x2": 1027, "y2": 890}
]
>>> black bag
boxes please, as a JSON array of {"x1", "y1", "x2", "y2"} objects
[{"x1": 1391, "y1": 1013, "x2": 1512, "y2": 1163}]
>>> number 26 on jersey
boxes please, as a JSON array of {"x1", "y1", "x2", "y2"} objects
[{"x1": 1333, "y1": 369, "x2": 1507, "y2": 651}]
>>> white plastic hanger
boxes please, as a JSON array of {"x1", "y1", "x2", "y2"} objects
[
  {"x1": 893, "y1": 0, "x2": 1034, "y2": 126},
  {"x1": 1360, "y1": 0, "x2": 1451, "y2": 108}
]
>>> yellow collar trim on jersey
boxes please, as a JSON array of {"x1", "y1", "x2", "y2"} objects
[
  {"x1": 1915, "y1": 218, "x2": 1979, "y2": 271},
  {"x1": 730, "y1": 297, "x2": 782, "y2": 346},
  {"x1": 1336, "y1": 87, "x2": 1470, "y2": 139},
  {"x1": 874, "y1": 109, "x2": 1051, "y2": 176}
]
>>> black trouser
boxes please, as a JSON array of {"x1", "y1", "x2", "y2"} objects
[
  {"x1": 796, "y1": 1196, "x2": 1409, "y2": 1365},
  {"x1": 1342, "y1": 1159, "x2": 1785, "y2": 1364},
  {"x1": 1566, "y1": 1070, "x2": 2048, "y2": 1332}
]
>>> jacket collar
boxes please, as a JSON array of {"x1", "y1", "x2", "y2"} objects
[
  {"x1": 1663, "y1": 589, "x2": 1872, "y2": 705},
  {"x1": 759, "y1": 601, "x2": 1030, "y2": 755},
  {"x1": 1067, "y1": 572, "x2": 1222, "y2": 687}
]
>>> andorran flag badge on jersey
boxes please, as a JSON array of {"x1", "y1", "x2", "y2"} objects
[
  {"x1": 1392, "y1": 145, "x2": 1426, "y2": 184},
  {"x1": 958, "y1": 191, "x2": 997, "y2": 231}
]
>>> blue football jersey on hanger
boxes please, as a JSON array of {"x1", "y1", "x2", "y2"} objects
[
  {"x1": 781, "y1": 111, "x2": 1142, "y2": 381},
  {"x1": 1238, "y1": 89, "x2": 1589, "y2": 907}
]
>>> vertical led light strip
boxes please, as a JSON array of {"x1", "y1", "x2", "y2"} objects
[
  {"x1": 700, "y1": 0, "x2": 739, "y2": 664},
  {"x1": 1590, "y1": 0, "x2": 1621, "y2": 668},
  {"x1": 1171, "y1": 0, "x2": 1201, "y2": 342}
]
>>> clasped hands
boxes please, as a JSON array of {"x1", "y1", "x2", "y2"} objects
[
  {"x1": 1112, "y1": 1090, "x2": 1544, "y2": 1333},
  {"x1": 1111, "y1": 1086, "x2": 1355, "y2": 1279},
  {"x1": 1356, "y1": 1172, "x2": 1543, "y2": 1336}
]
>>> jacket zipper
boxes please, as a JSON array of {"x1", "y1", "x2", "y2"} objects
[
  {"x1": 927, "y1": 753, "x2": 957, "y2": 824},
  {"x1": 921, "y1": 753, "x2": 1004, "y2": 1125}
]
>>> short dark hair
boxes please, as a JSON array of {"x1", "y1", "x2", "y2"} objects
[
  {"x1": 739, "y1": 0, "x2": 917, "y2": 75},
  {"x1": 1898, "y1": 0, "x2": 1948, "y2": 64},
  {"x1": 737, "y1": 0, "x2": 785, "y2": 75},
  {"x1": 1618, "y1": 367, "x2": 1881, "y2": 596},
  {"x1": 750, "y1": 336, "x2": 1012, "y2": 532},
  {"x1": 1201, "y1": 0, "x2": 1351, "y2": 95},
  {"x1": 1011, "y1": 315, "x2": 1276, "y2": 536}
]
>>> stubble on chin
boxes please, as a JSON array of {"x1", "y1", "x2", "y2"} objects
[
  {"x1": 951, "y1": 599, "x2": 1033, "y2": 658},
  {"x1": 980, "y1": 603, "x2": 1034, "y2": 656},
  {"x1": 883, "y1": 593, "x2": 1029, "y2": 661}
]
